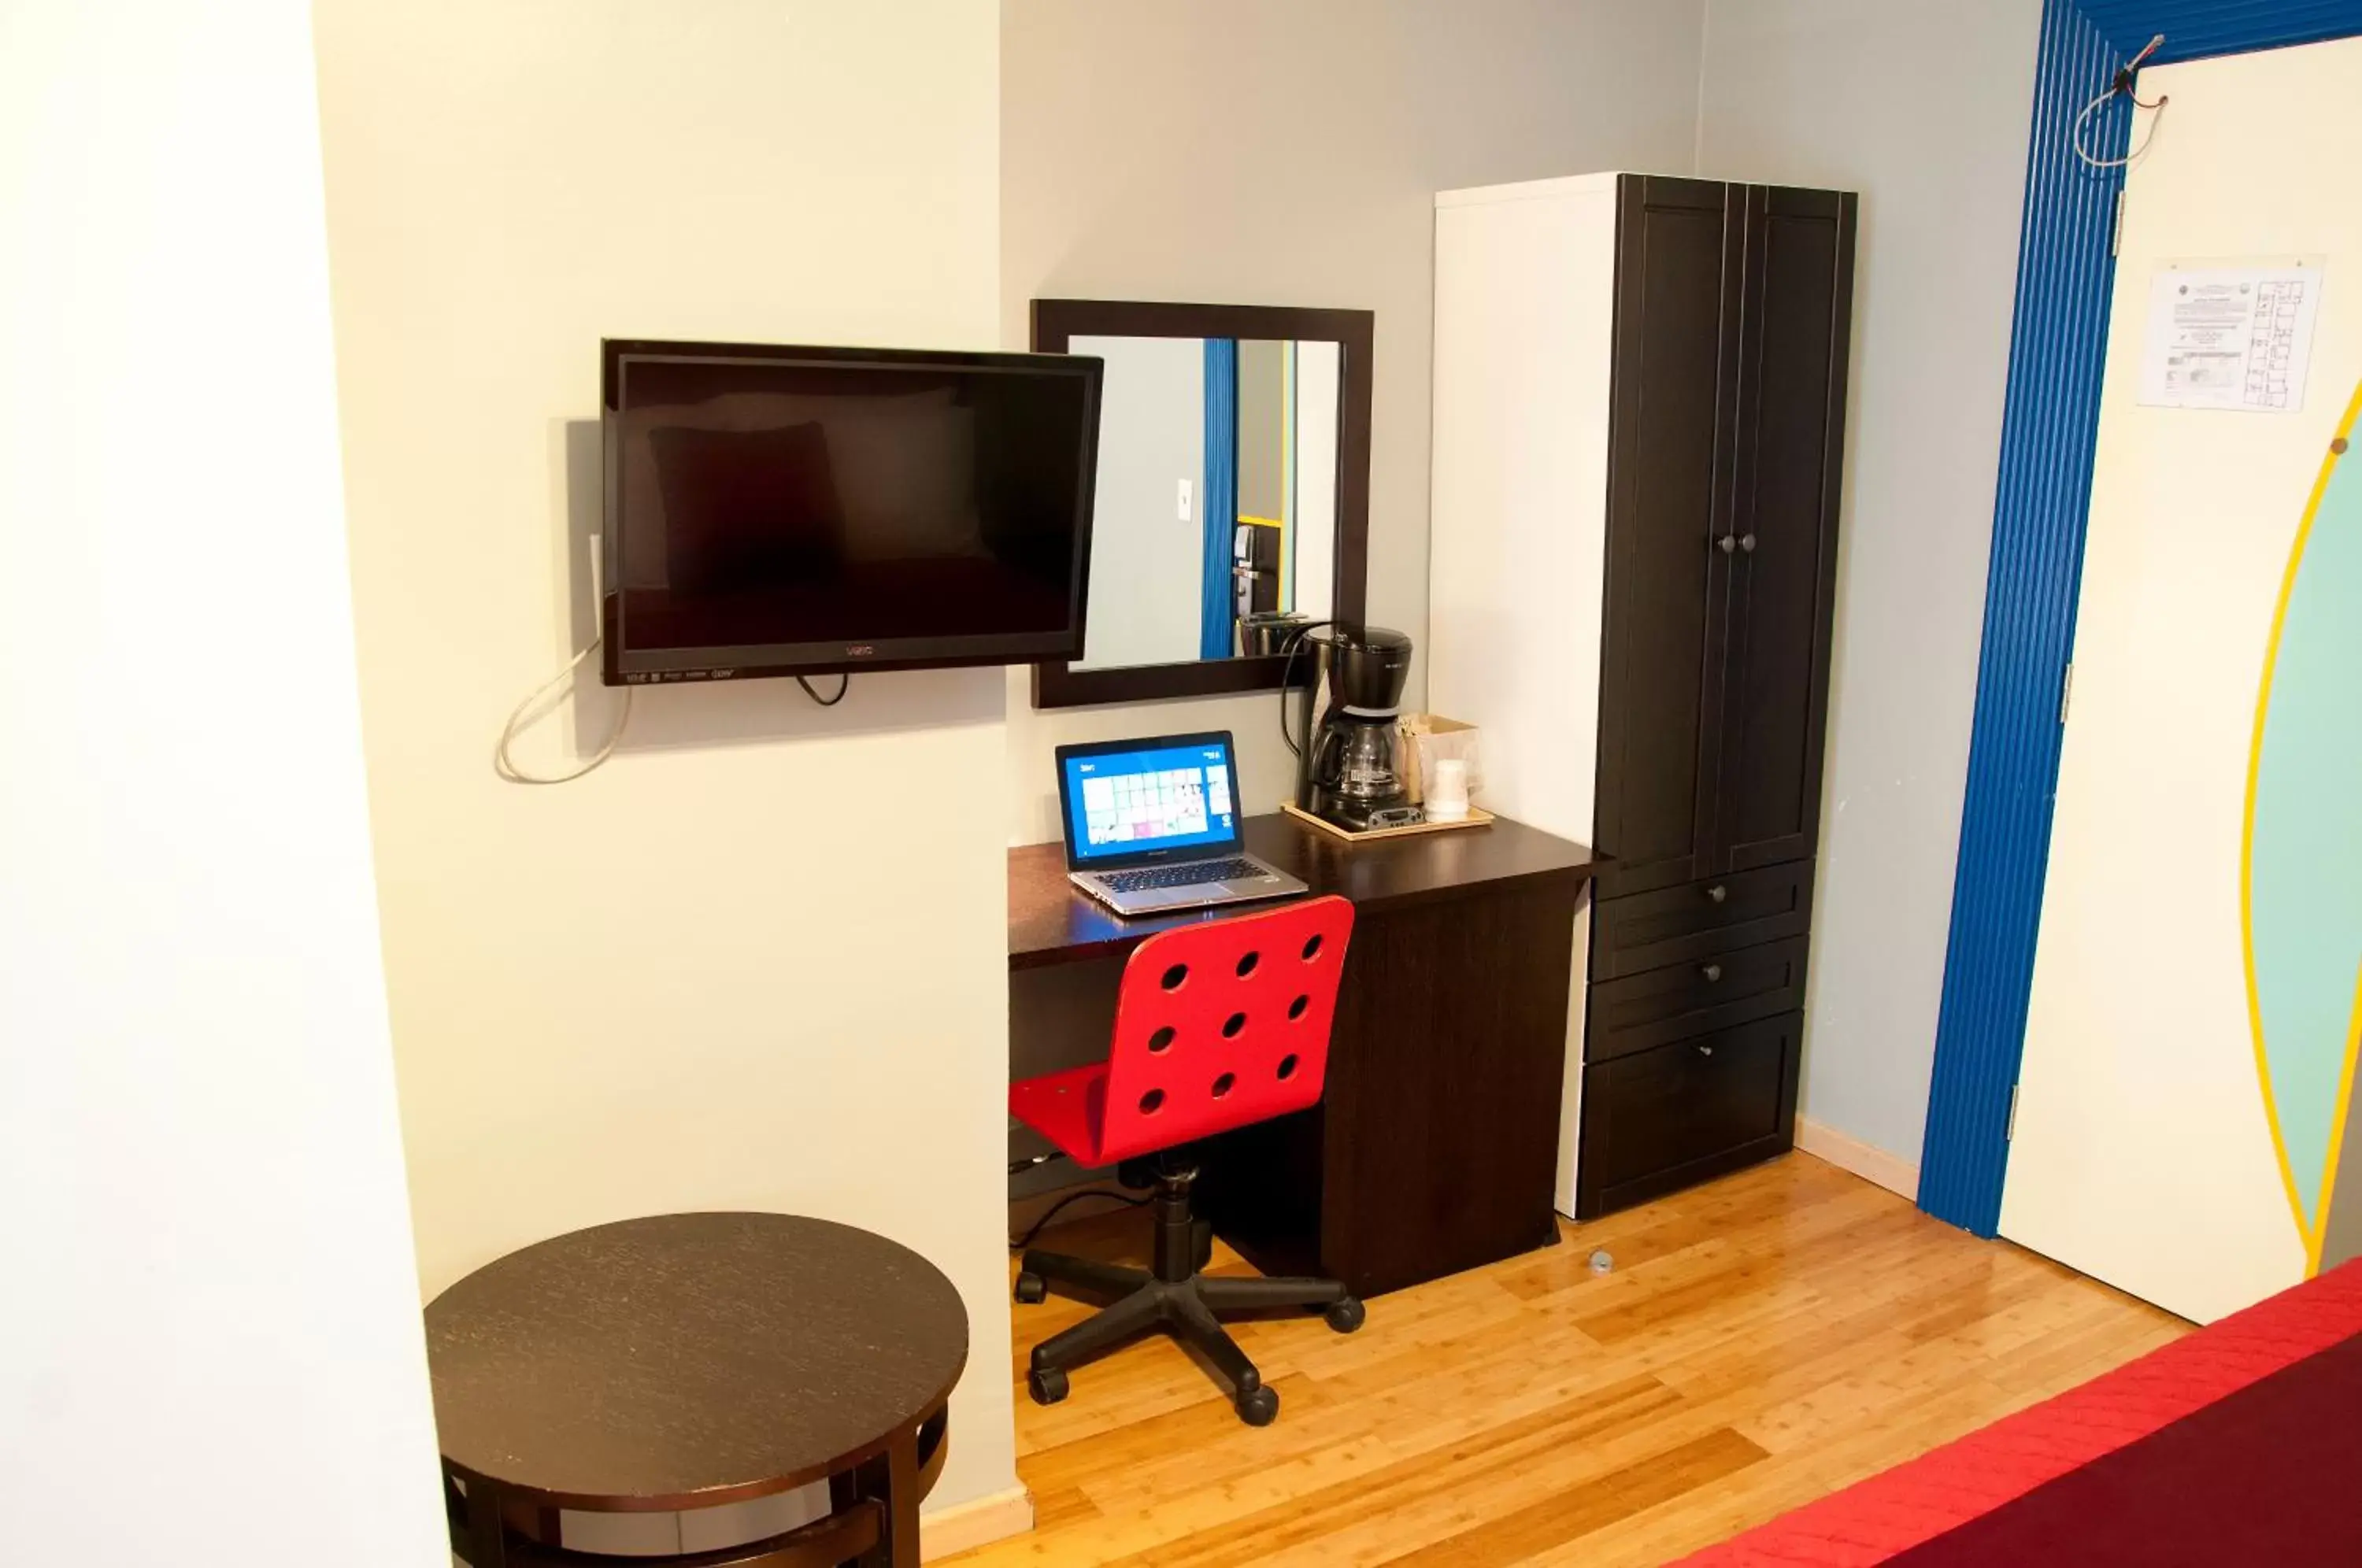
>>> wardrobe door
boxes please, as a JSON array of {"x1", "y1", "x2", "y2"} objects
[
  {"x1": 1712, "y1": 185, "x2": 1855, "y2": 875},
  {"x1": 1594, "y1": 176, "x2": 1745, "y2": 897}
]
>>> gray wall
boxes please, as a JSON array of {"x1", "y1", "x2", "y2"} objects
[
  {"x1": 1002, "y1": 0, "x2": 2049, "y2": 1181},
  {"x1": 1000, "y1": 0, "x2": 1707, "y2": 843},
  {"x1": 1071, "y1": 334, "x2": 1204, "y2": 671},
  {"x1": 1697, "y1": 0, "x2": 2042, "y2": 1169}
]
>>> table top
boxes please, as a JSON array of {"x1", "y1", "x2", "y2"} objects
[
  {"x1": 424, "y1": 1213, "x2": 968, "y2": 1511},
  {"x1": 1011, "y1": 811, "x2": 1601, "y2": 970}
]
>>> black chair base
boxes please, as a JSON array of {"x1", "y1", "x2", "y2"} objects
[{"x1": 1013, "y1": 1166, "x2": 1364, "y2": 1426}]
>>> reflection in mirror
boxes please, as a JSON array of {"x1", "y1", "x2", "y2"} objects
[{"x1": 1071, "y1": 335, "x2": 1341, "y2": 671}]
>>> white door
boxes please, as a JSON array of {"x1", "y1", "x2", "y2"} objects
[{"x1": 2001, "y1": 37, "x2": 2362, "y2": 1322}]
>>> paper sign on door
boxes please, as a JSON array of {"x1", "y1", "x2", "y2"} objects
[{"x1": 2138, "y1": 262, "x2": 2324, "y2": 413}]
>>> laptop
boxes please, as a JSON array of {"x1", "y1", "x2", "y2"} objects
[{"x1": 1057, "y1": 731, "x2": 1309, "y2": 916}]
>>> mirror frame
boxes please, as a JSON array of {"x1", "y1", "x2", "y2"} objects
[{"x1": 1029, "y1": 298, "x2": 1373, "y2": 709}]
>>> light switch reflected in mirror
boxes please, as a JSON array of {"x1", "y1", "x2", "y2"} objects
[{"x1": 1070, "y1": 335, "x2": 1342, "y2": 672}]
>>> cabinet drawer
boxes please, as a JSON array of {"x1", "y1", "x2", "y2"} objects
[
  {"x1": 1590, "y1": 860, "x2": 1814, "y2": 980},
  {"x1": 1585, "y1": 935, "x2": 1808, "y2": 1063},
  {"x1": 1575, "y1": 1011, "x2": 1801, "y2": 1218}
]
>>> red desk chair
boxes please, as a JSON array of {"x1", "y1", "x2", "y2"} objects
[{"x1": 1008, "y1": 895, "x2": 1363, "y2": 1426}]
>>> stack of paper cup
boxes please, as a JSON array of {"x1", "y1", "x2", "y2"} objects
[{"x1": 1426, "y1": 758, "x2": 1471, "y2": 822}]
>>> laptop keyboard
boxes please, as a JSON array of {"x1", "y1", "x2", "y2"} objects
[{"x1": 1100, "y1": 857, "x2": 1264, "y2": 894}]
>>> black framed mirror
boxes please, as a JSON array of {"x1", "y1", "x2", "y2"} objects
[{"x1": 1030, "y1": 298, "x2": 1373, "y2": 709}]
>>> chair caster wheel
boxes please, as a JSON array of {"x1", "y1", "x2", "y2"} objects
[
  {"x1": 1013, "y1": 1272, "x2": 1047, "y2": 1305},
  {"x1": 1324, "y1": 1296, "x2": 1365, "y2": 1334},
  {"x1": 1235, "y1": 1384, "x2": 1279, "y2": 1426},
  {"x1": 1027, "y1": 1366, "x2": 1068, "y2": 1406}
]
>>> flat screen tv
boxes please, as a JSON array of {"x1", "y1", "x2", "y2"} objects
[{"x1": 602, "y1": 338, "x2": 1101, "y2": 685}]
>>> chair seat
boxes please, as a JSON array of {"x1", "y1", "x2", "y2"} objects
[{"x1": 1009, "y1": 1063, "x2": 1109, "y2": 1167}]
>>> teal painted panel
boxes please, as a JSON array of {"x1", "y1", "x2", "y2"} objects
[{"x1": 2252, "y1": 428, "x2": 2362, "y2": 1229}]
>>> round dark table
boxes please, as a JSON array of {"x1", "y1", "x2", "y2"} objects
[{"x1": 425, "y1": 1213, "x2": 968, "y2": 1568}]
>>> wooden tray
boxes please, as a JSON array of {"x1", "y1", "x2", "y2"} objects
[{"x1": 1283, "y1": 802, "x2": 1494, "y2": 843}]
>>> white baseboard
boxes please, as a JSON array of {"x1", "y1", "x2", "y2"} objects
[
  {"x1": 1794, "y1": 1116, "x2": 1920, "y2": 1200},
  {"x1": 922, "y1": 1484, "x2": 1034, "y2": 1562}
]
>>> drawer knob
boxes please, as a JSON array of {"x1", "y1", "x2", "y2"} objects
[
  {"x1": 1697, "y1": 1044, "x2": 1715, "y2": 1057},
  {"x1": 1701, "y1": 963, "x2": 1723, "y2": 983},
  {"x1": 1706, "y1": 884, "x2": 1728, "y2": 904}
]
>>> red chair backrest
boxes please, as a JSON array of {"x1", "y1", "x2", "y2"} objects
[{"x1": 1095, "y1": 895, "x2": 1356, "y2": 1164}]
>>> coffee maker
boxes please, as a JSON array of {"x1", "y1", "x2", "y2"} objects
[{"x1": 1294, "y1": 625, "x2": 1417, "y2": 831}]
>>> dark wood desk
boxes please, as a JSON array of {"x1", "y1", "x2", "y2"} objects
[{"x1": 1010, "y1": 812, "x2": 1601, "y2": 1297}]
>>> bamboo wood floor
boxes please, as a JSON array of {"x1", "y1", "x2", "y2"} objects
[{"x1": 945, "y1": 1152, "x2": 2187, "y2": 1566}]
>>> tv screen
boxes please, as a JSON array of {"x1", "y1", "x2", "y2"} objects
[{"x1": 601, "y1": 339, "x2": 1101, "y2": 684}]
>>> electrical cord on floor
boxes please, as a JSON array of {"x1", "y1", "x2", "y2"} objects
[{"x1": 1009, "y1": 1189, "x2": 1148, "y2": 1252}]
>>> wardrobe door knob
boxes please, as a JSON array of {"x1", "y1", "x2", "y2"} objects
[
  {"x1": 1706, "y1": 884, "x2": 1728, "y2": 904},
  {"x1": 1697, "y1": 1044, "x2": 1716, "y2": 1058},
  {"x1": 1738, "y1": 532, "x2": 1758, "y2": 553},
  {"x1": 1717, "y1": 534, "x2": 1738, "y2": 554},
  {"x1": 1701, "y1": 963, "x2": 1723, "y2": 983}
]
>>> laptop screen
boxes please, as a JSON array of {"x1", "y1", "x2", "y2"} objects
[{"x1": 1059, "y1": 734, "x2": 1241, "y2": 865}]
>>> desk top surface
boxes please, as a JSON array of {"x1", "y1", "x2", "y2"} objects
[
  {"x1": 424, "y1": 1212, "x2": 967, "y2": 1508},
  {"x1": 1009, "y1": 811, "x2": 1601, "y2": 970}
]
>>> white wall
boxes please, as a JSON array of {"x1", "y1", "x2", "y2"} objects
[
  {"x1": 1294, "y1": 342, "x2": 1342, "y2": 621},
  {"x1": 1072, "y1": 335, "x2": 1205, "y2": 671},
  {"x1": 1697, "y1": 0, "x2": 2043, "y2": 1171},
  {"x1": 0, "y1": 2, "x2": 446, "y2": 1560},
  {"x1": 311, "y1": 0, "x2": 1018, "y2": 1516},
  {"x1": 1000, "y1": 0, "x2": 1708, "y2": 845}
]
